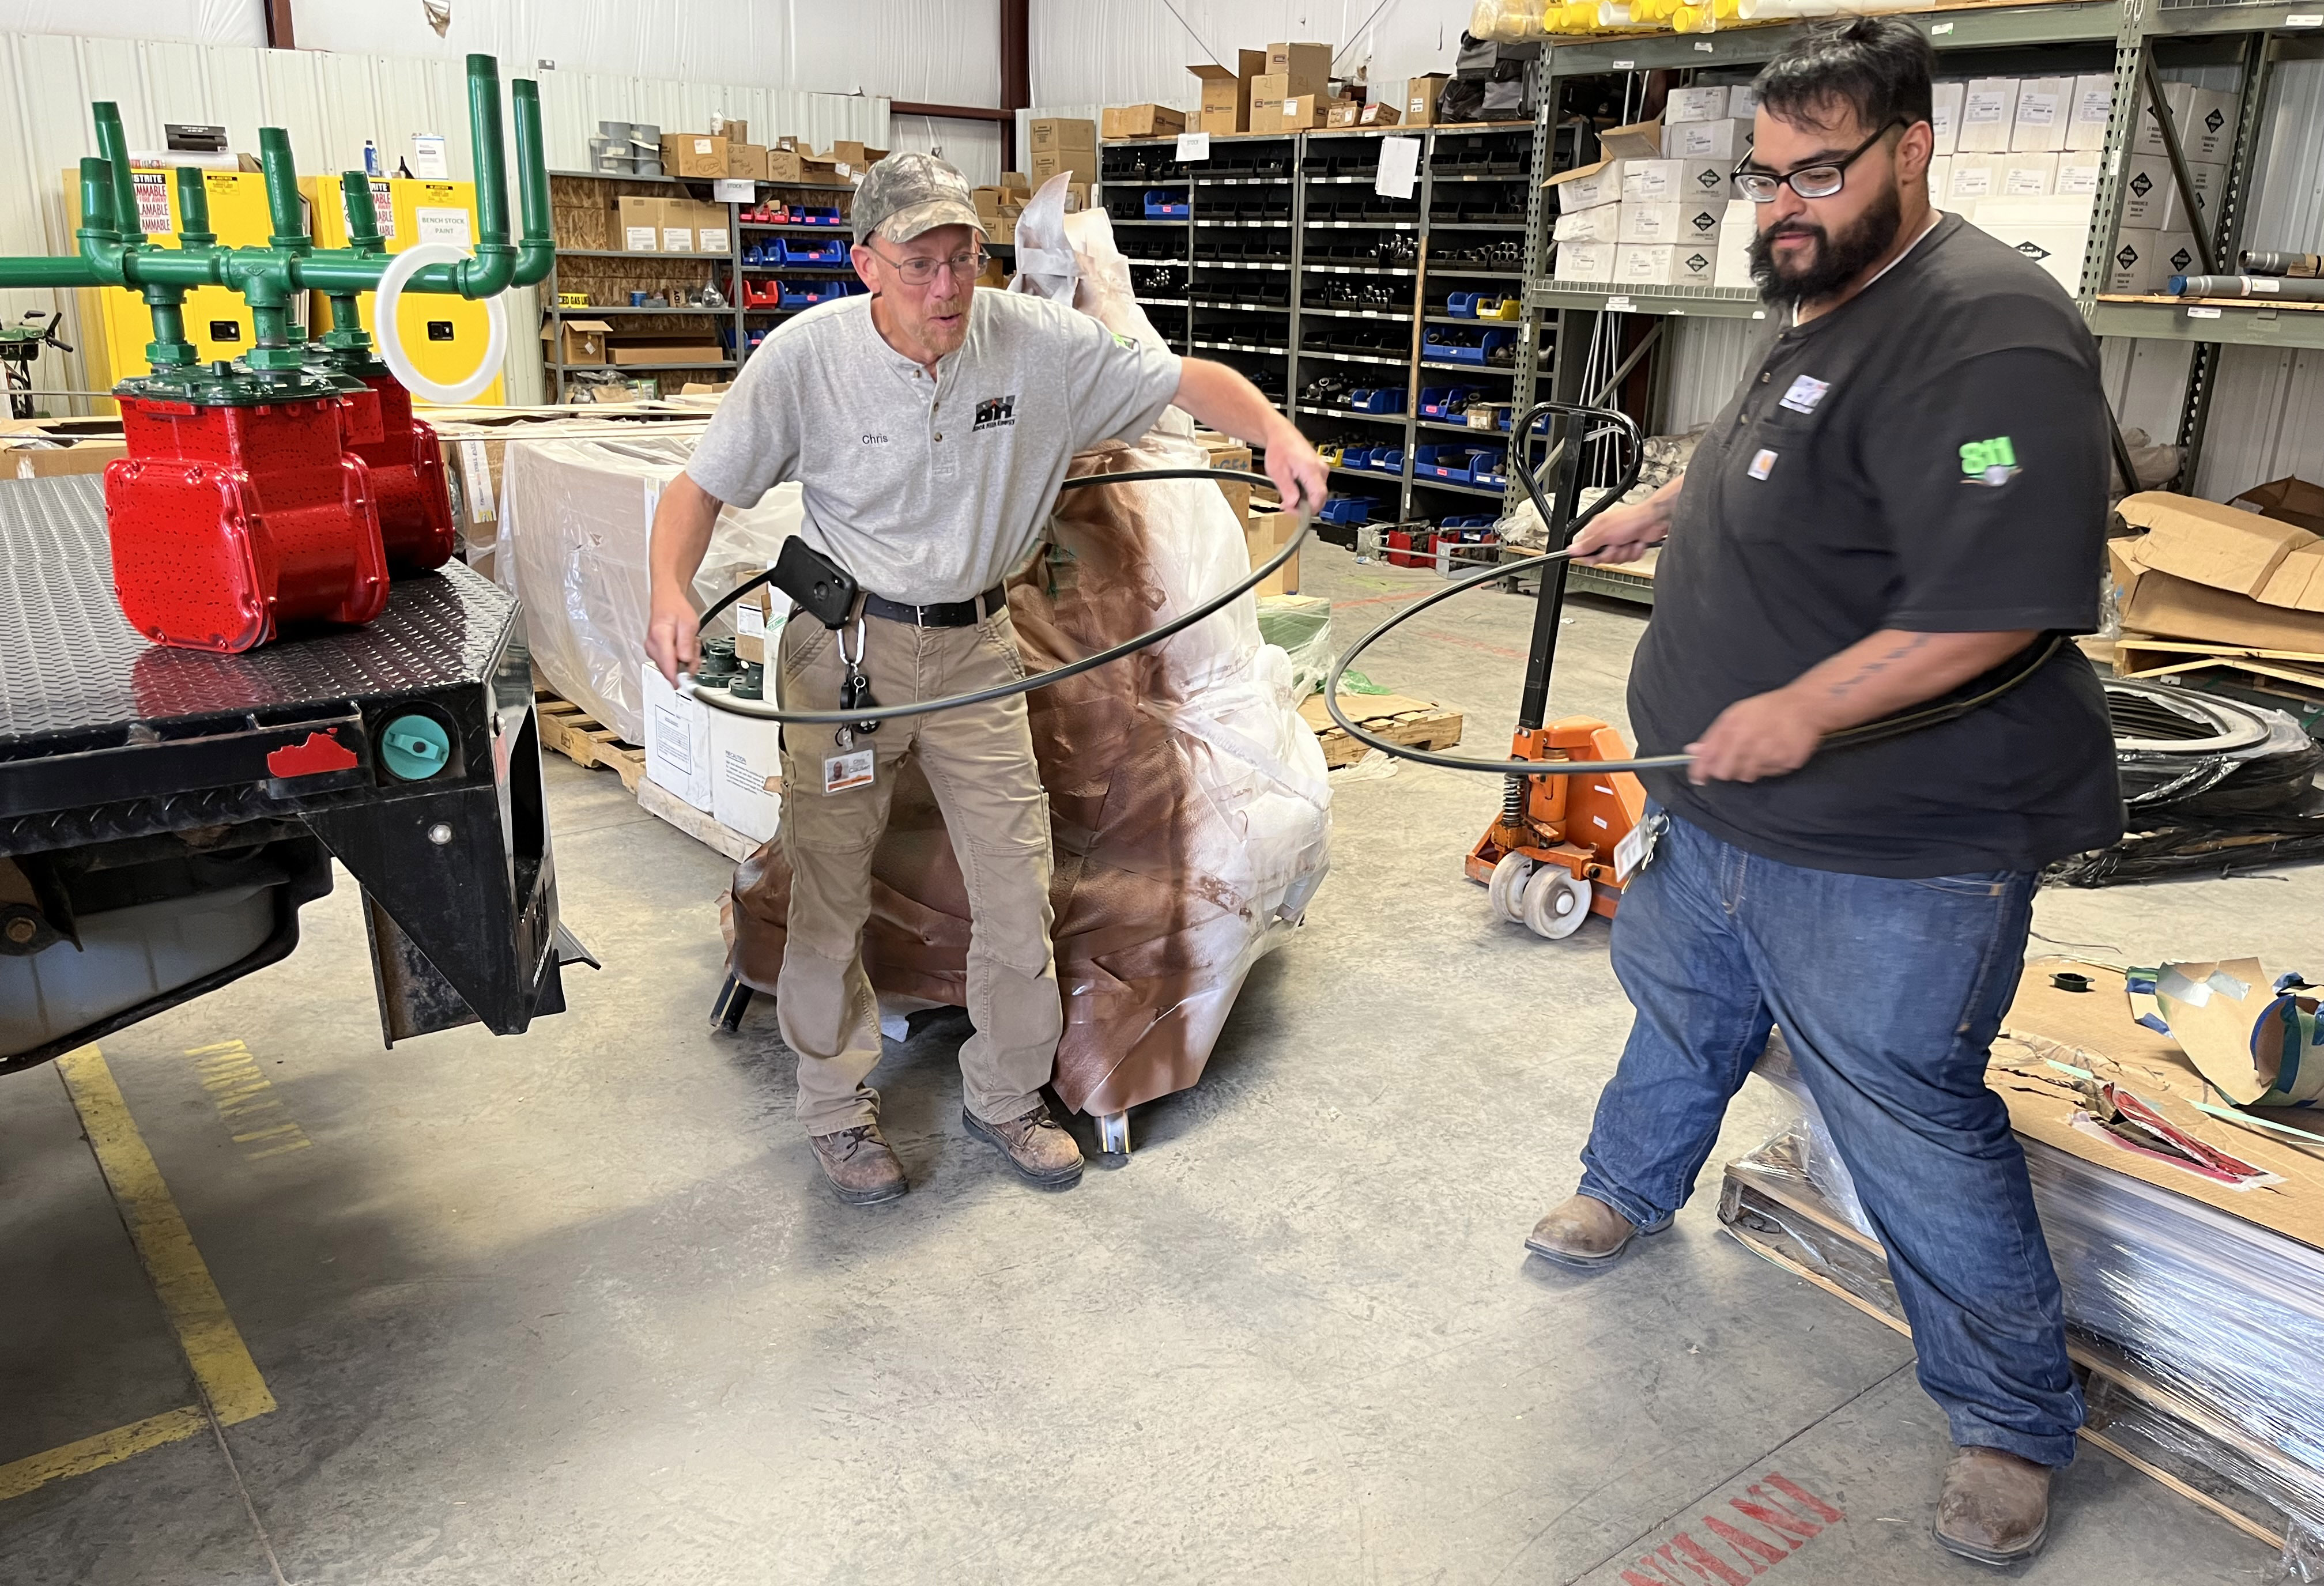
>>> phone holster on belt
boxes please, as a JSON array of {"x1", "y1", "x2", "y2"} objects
[{"x1": 771, "y1": 537, "x2": 860, "y2": 629}]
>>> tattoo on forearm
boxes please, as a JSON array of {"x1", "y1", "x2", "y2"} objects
[{"x1": 1826, "y1": 633, "x2": 1931, "y2": 700}]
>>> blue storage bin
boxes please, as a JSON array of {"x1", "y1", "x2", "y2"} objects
[
  {"x1": 796, "y1": 206, "x2": 844, "y2": 226},
  {"x1": 1419, "y1": 385, "x2": 1474, "y2": 418},
  {"x1": 1446, "y1": 291, "x2": 1478, "y2": 318},
  {"x1": 781, "y1": 237, "x2": 847, "y2": 265},
  {"x1": 778, "y1": 279, "x2": 845, "y2": 309},
  {"x1": 1318, "y1": 496, "x2": 1373, "y2": 526},
  {"x1": 1375, "y1": 448, "x2": 1405, "y2": 474},
  {"x1": 1348, "y1": 387, "x2": 1403, "y2": 413},
  {"x1": 1143, "y1": 189, "x2": 1191, "y2": 217},
  {"x1": 1469, "y1": 449, "x2": 1508, "y2": 488}
]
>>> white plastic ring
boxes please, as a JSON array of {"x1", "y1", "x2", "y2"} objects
[{"x1": 371, "y1": 242, "x2": 509, "y2": 405}]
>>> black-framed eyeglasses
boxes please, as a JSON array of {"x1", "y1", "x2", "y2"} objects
[
  {"x1": 1733, "y1": 119, "x2": 1906, "y2": 203},
  {"x1": 862, "y1": 240, "x2": 986, "y2": 286}
]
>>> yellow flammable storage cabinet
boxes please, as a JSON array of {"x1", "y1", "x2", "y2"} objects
[
  {"x1": 305, "y1": 177, "x2": 504, "y2": 406},
  {"x1": 71, "y1": 167, "x2": 301, "y2": 406}
]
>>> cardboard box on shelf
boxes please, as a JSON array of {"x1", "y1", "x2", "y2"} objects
[
  {"x1": 658, "y1": 196, "x2": 697, "y2": 252},
  {"x1": 660, "y1": 133, "x2": 728, "y2": 178},
  {"x1": 1546, "y1": 157, "x2": 1621, "y2": 212},
  {"x1": 2138, "y1": 82, "x2": 2238, "y2": 163},
  {"x1": 1714, "y1": 231, "x2": 1755, "y2": 290},
  {"x1": 2104, "y1": 231, "x2": 2160, "y2": 294},
  {"x1": 1661, "y1": 117, "x2": 1751, "y2": 161},
  {"x1": 2001, "y1": 151, "x2": 2058, "y2": 196},
  {"x1": 1618, "y1": 199, "x2": 1720, "y2": 247},
  {"x1": 1613, "y1": 243, "x2": 1689, "y2": 288},
  {"x1": 2234, "y1": 476, "x2": 2324, "y2": 537},
  {"x1": 1620, "y1": 157, "x2": 1729, "y2": 203},
  {"x1": 1930, "y1": 80, "x2": 1964, "y2": 156},
  {"x1": 1665, "y1": 85, "x2": 1730, "y2": 124},
  {"x1": 1599, "y1": 120, "x2": 1666, "y2": 160},
  {"x1": 1266, "y1": 41, "x2": 1333, "y2": 100},
  {"x1": 1356, "y1": 102, "x2": 1400, "y2": 127},
  {"x1": 2121, "y1": 154, "x2": 2223, "y2": 232},
  {"x1": 726, "y1": 142, "x2": 767, "y2": 180},
  {"x1": 542, "y1": 319, "x2": 611, "y2": 366},
  {"x1": 1325, "y1": 98, "x2": 1365, "y2": 129},
  {"x1": 1001, "y1": 170, "x2": 1029, "y2": 191},
  {"x1": 2067, "y1": 73, "x2": 2114, "y2": 152},
  {"x1": 1927, "y1": 156, "x2": 1950, "y2": 204},
  {"x1": 2055, "y1": 154, "x2": 2103, "y2": 197},
  {"x1": 1029, "y1": 147, "x2": 1097, "y2": 186},
  {"x1": 2010, "y1": 75, "x2": 2072, "y2": 153},
  {"x1": 1255, "y1": 92, "x2": 1325, "y2": 134},
  {"x1": 1552, "y1": 202, "x2": 1622, "y2": 243},
  {"x1": 1957, "y1": 77, "x2": 2019, "y2": 153},
  {"x1": 1405, "y1": 73, "x2": 1449, "y2": 127},
  {"x1": 765, "y1": 148, "x2": 807, "y2": 182},
  {"x1": 1101, "y1": 104, "x2": 1186, "y2": 139},
  {"x1": 606, "y1": 332, "x2": 723, "y2": 367},
  {"x1": 617, "y1": 195, "x2": 661, "y2": 251},
  {"x1": 2118, "y1": 490, "x2": 2319, "y2": 598},
  {"x1": 1946, "y1": 152, "x2": 2005, "y2": 203},
  {"x1": 689, "y1": 199, "x2": 730, "y2": 255},
  {"x1": 1029, "y1": 117, "x2": 1096, "y2": 152},
  {"x1": 972, "y1": 186, "x2": 1005, "y2": 218},
  {"x1": 1191, "y1": 51, "x2": 1267, "y2": 134},
  {"x1": 1552, "y1": 239, "x2": 1617, "y2": 284}
]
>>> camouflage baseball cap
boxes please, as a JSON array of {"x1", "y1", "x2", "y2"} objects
[{"x1": 851, "y1": 152, "x2": 984, "y2": 245}]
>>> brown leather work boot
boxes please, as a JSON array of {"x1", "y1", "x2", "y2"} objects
[
  {"x1": 1524, "y1": 1193, "x2": 1648, "y2": 1268},
  {"x1": 1934, "y1": 1446, "x2": 2054, "y2": 1566},
  {"x1": 807, "y1": 1122, "x2": 907, "y2": 1205},
  {"x1": 963, "y1": 1102, "x2": 1084, "y2": 1188}
]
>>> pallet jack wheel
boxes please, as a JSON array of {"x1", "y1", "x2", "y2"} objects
[
  {"x1": 1489, "y1": 851, "x2": 1537, "y2": 923},
  {"x1": 1522, "y1": 868, "x2": 1591, "y2": 940}
]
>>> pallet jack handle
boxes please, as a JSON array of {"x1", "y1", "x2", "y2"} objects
[{"x1": 1508, "y1": 399, "x2": 1645, "y2": 733}]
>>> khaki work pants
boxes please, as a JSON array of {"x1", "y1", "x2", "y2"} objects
[{"x1": 774, "y1": 607, "x2": 1061, "y2": 1135}]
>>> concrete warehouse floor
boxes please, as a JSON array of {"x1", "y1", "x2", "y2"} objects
[{"x1": 1, "y1": 542, "x2": 2306, "y2": 1585}]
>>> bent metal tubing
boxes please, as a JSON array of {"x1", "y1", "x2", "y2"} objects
[
  {"x1": 680, "y1": 469, "x2": 1310, "y2": 726},
  {"x1": 0, "y1": 54, "x2": 552, "y2": 315}
]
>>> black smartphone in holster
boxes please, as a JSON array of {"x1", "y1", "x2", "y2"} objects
[{"x1": 772, "y1": 537, "x2": 860, "y2": 629}]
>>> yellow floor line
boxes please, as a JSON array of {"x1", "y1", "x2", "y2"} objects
[
  {"x1": 0, "y1": 1407, "x2": 210, "y2": 1503},
  {"x1": 55, "y1": 1046, "x2": 277, "y2": 1425}
]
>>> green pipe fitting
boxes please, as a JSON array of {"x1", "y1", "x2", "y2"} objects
[
  {"x1": 339, "y1": 171, "x2": 385, "y2": 254},
  {"x1": 511, "y1": 78, "x2": 555, "y2": 286},
  {"x1": 90, "y1": 104, "x2": 142, "y2": 249},
  {"x1": 174, "y1": 166, "x2": 214, "y2": 251},
  {"x1": 258, "y1": 128, "x2": 309, "y2": 252}
]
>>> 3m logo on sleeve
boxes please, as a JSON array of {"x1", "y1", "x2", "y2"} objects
[
  {"x1": 972, "y1": 394, "x2": 1017, "y2": 432},
  {"x1": 1960, "y1": 436, "x2": 2021, "y2": 487}
]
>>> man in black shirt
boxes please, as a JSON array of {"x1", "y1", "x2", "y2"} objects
[{"x1": 1524, "y1": 18, "x2": 2121, "y2": 1566}]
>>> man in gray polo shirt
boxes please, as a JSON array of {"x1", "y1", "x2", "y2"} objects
[{"x1": 647, "y1": 153, "x2": 1325, "y2": 1206}]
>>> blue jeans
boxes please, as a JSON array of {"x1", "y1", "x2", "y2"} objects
[{"x1": 1579, "y1": 811, "x2": 2082, "y2": 1467}]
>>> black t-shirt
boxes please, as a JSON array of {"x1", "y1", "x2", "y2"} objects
[{"x1": 1628, "y1": 214, "x2": 2124, "y2": 879}]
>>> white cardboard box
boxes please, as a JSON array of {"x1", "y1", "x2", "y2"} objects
[
  {"x1": 642, "y1": 663, "x2": 713, "y2": 812},
  {"x1": 2121, "y1": 154, "x2": 2224, "y2": 232},
  {"x1": 2138, "y1": 82, "x2": 2238, "y2": 163},
  {"x1": 2066, "y1": 73, "x2": 2114, "y2": 152},
  {"x1": 1670, "y1": 241, "x2": 1718, "y2": 287},
  {"x1": 1714, "y1": 228, "x2": 1755, "y2": 289},
  {"x1": 1665, "y1": 85, "x2": 1730, "y2": 124},
  {"x1": 2055, "y1": 155, "x2": 2103, "y2": 197},
  {"x1": 2002, "y1": 151, "x2": 2059, "y2": 196},
  {"x1": 1930, "y1": 81, "x2": 1964, "y2": 157},
  {"x1": 1959, "y1": 77, "x2": 2019, "y2": 153},
  {"x1": 1928, "y1": 156, "x2": 1952, "y2": 205},
  {"x1": 1553, "y1": 239, "x2": 1618, "y2": 282},
  {"x1": 1613, "y1": 243, "x2": 1695, "y2": 288},
  {"x1": 1729, "y1": 84, "x2": 1759, "y2": 119},
  {"x1": 1947, "y1": 152, "x2": 2006, "y2": 203},
  {"x1": 1971, "y1": 198, "x2": 2092, "y2": 293},
  {"x1": 707, "y1": 707, "x2": 784, "y2": 844},
  {"x1": 1620, "y1": 157, "x2": 1730, "y2": 203},
  {"x1": 2010, "y1": 76, "x2": 2072, "y2": 153},
  {"x1": 1618, "y1": 199, "x2": 1695, "y2": 245},
  {"x1": 1723, "y1": 197, "x2": 1756, "y2": 228},
  {"x1": 2152, "y1": 230, "x2": 2202, "y2": 290},
  {"x1": 2105, "y1": 230, "x2": 2160, "y2": 294},
  {"x1": 1661, "y1": 117, "x2": 1752, "y2": 161},
  {"x1": 1553, "y1": 203, "x2": 1623, "y2": 243},
  {"x1": 1548, "y1": 157, "x2": 1622, "y2": 212}
]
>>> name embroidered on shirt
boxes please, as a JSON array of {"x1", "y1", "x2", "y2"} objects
[
  {"x1": 861, "y1": 433, "x2": 889, "y2": 444},
  {"x1": 973, "y1": 395, "x2": 1017, "y2": 432},
  {"x1": 1778, "y1": 375, "x2": 1830, "y2": 414},
  {"x1": 1748, "y1": 448, "x2": 1778, "y2": 479}
]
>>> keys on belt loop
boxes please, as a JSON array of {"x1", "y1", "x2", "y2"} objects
[{"x1": 834, "y1": 617, "x2": 879, "y2": 749}]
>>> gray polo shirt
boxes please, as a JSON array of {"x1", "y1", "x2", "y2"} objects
[{"x1": 686, "y1": 288, "x2": 1184, "y2": 604}]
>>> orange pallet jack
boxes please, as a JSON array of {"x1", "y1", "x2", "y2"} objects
[{"x1": 1464, "y1": 402, "x2": 1650, "y2": 939}]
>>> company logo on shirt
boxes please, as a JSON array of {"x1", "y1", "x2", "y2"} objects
[
  {"x1": 973, "y1": 394, "x2": 1017, "y2": 432},
  {"x1": 1778, "y1": 375, "x2": 1829, "y2": 414},
  {"x1": 1960, "y1": 435, "x2": 2021, "y2": 487}
]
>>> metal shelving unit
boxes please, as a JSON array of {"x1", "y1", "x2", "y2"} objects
[{"x1": 1510, "y1": 0, "x2": 2324, "y2": 557}]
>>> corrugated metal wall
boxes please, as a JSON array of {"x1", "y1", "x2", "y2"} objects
[{"x1": 0, "y1": 30, "x2": 886, "y2": 409}]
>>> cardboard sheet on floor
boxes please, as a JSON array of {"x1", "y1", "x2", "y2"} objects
[
  {"x1": 728, "y1": 176, "x2": 1333, "y2": 1119},
  {"x1": 1996, "y1": 960, "x2": 2324, "y2": 1251}
]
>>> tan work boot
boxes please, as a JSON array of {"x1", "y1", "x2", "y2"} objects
[
  {"x1": 1934, "y1": 1447, "x2": 2053, "y2": 1566},
  {"x1": 807, "y1": 1122, "x2": 907, "y2": 1205},
  {"x1": 963, "y1": 1102, "x2": 1084, "y2": 1188},
  {"x1": 1525, "y1": 1193, "x2": 1646, "y2": 1268}
]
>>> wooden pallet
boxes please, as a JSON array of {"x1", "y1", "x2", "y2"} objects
[
  {"x1": 1718, "y1": 1161, "x2": 2298, "y2": 1553},
  {"x1": 635, "y1": 776, "x2": 763, "y2": 863},
  {"x1": 533, "y1": 688, "x2": 647, "y2": 791},
  {"x1": 2114, "y1": 636, "x2": 2324, "y2": 694},
  {"x1": 1299, "y1": 692, "x2": 1465, "y2": 770}
]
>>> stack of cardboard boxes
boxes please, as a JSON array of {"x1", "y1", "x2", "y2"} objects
[
  {"x1": 612, "y1": 196, "x2": 734, "y2": 255},
  {"x1": 1029, "y1": 118, "x2": 1097, "y2": 189},
  {"x1": 1545, "y1": 102, "x2": 1747, "y2": 290},
  {"x1": 2112, "y1": 482, "x2": 2324, "y2": 662},
  {"x1": 1940, "y1": 73, "x2": 2225, "y2": 296},
  {"x1": 1118, "y1": 41, "x2": 1402, "y2": 141},
  {"x1": 972, "y1": 172, "x2": 1051, "y2": 243}
]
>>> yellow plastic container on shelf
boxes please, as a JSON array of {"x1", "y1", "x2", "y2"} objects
[{"x1": 304, "y1": 177, "x2": 505, "y2": 406}]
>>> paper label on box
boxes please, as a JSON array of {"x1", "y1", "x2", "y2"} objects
[
  {"x1": 458, "y1": 440, "x2": 496, "y2": 522},
  {"x1": 693, "y1": 138, "x2": 715, "y2": 154},
  {"x1": 625, "y1": 225, "x2": 657, "y2": 250},
  {"x1": 652, "y1": 705, "x2": 695, "y2": 773},
  {"x1": 664, "y1": 226, "x2": 693, "y2": 251},
  {"x1": 697, "y1": 226, "x2": 730, "y2": 254},
  {"x1": 417, "y1": 206, "x2": 472, "y2": 247},
  {"x1": 737, "y1": 602, "x2": 765, "y2": 636},
  {"x1": 1964, "y1": 91, "x2": 2008, "y2": 124},
  {"x1": 2018, "y1": 93, "x2": 2059, "y2": 126},
  {"x1": 1176, "y1": 131, "x2": 1210, "y2": 161},
  {"x1": 1375, "y1": 136, "x2": 1420, "y2": 199}
]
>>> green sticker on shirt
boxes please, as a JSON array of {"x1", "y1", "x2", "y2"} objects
[
  {"x1": 1112, "y1": 331, "x2": 1137, "y2": 351},
  {"x1": 1960, "y1": 436, "x2": 2021, "y2": 488}
]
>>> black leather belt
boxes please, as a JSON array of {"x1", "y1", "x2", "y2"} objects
[{"x1": 858, "y1": 584, "x2": 1008, "y2": 629}]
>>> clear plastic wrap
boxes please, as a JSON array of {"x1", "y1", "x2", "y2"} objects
[
  {"x1": 1734, "y1": 1040, "x2": 2324, "y2": 1552},
  {"x1": 1255, "y1": 594, "x2": 1333, "y2": 698},
  {"x1": 727, "y1": 176, "x2": 1333, "y2": 1119},
  {"x1": 492, "y1": 432, "x2": 801, "y2": 743}
]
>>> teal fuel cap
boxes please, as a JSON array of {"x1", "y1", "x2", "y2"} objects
[{"x1": 379, "y1": 713, "x2": 452, "y2": 780}]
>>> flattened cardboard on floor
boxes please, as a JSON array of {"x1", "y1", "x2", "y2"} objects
[
  {"x1": 1998, "y1": 962, "x2": 2324, "y2": 1251},
  {"x1": 2117, "y1": 489, "x2": 2319, "y2": 598}
]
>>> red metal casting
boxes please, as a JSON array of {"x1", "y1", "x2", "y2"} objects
[
  {"x1": 340, "y1": 373, "x2": 456, "y2": 572},
  {"x1": 105, "y1": 394, "x2": 388, "y2": 654}
]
